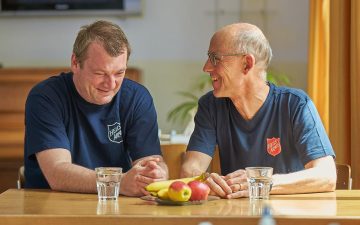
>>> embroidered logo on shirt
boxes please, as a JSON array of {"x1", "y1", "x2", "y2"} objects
[
  {"x1": 266, "y1": 137, "x2": 281, "y2": 156},
  {"x1": 108, "y1": 122, "x2": 123, "y2": 143}
]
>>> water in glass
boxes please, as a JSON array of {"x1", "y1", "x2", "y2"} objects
[
  {"x1": 96, "y1": 167, "x2": 122, "y2": 201},
  {"x1": 248, "y1": 176, "x2": 272, "y2": 200}
]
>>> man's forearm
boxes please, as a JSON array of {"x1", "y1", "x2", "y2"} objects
[
  {"x1": 180, "y1": 161, "x2": 206, "y2": 178},
  {"x1": 271, "y1": 167, "x2": 336, "y2": 194},
  {"x1": 49, "y1": 162, "x2": 97, "y2": 193},
  {"x1": 180, "y1": 151, "x2": 212, "y2": 178}
]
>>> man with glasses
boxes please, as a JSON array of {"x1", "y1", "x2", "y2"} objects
[{"x1": 181, "y1": 23, "x2": 336, "y2": 198}]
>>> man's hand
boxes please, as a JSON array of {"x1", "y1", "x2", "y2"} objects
[
  {"x1": 120, "y1": 156, "x2": 168, "y2": 197},
  {"x1": 205, "y1": 172, "x2": 232, "y2": 198},
  {"x1": 205, "y1": 169, "x2": 248, "y2": 199},
  {"x1": 223, "y1": 169, "x2": 248, "y2": 199}
]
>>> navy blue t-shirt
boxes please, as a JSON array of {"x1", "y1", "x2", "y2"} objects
[
  {"x1": 187, "y1": 83, "x2": 335, "y2": 175},
  {"x1": 24, "y1": 72, "x2": 161, "y2": 188}
]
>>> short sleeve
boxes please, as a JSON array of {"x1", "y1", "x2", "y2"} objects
[
  {"x1": 187, "y1": 94, "x2": 217, "y2": 157},
  {"x1": 25, "y1": 89, "x2": 70, "y2": 159},
  {"x1": 292, "y1": 99, "x2": 335, "y2": 165},
  {"x1": 123, "y1": 87, "x2": 161, "y2": 161}
]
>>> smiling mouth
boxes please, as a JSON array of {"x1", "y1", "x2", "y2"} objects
[
  {"x1": 211, "y1": 77, "x2": 218, "y2": 82},
  {"x1": 97, "y1": 89, "x2": 112, "y2": 94}
]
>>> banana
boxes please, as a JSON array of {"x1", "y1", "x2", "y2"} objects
[
  {"x1": 149, "y1": 191, "x2": 158, "y2": 197},
  {"x1": 145, "y1": 173, "x2": 207, "y2": 192},
  {"x1": 157, "y1": 188, "x2": 169, "y2": 200}
]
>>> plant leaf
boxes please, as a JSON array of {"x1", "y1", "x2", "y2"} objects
[
  {"x1": 176, "y1": 91, "x2": 199, "y2": 101},
  {"x1": 195, "y1": 75, "x2": 212, "y2": 91},
  {"x1": 167, "y1": 102, "x2": 198, "y2": 124},
  {"x1": 267, "y1": 71, "x2": 291, "y2": 86}
]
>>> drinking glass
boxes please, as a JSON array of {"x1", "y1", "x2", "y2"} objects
[
  {"x1": 245, "y1": 167, "x2": 273, "y2": 200},
  {"x1": 95, "y1": 167, "x2": 122, "y2": 201}
]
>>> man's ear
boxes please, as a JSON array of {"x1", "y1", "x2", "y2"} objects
[
  {"x1": 242, "y1": 54, "x2": 255, "y2": 74},
  {"x1": 70, "y1": 53, "x2": 80, "y2": 71}
]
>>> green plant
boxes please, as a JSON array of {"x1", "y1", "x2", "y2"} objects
[
  {"x1": 266, "y1": 70, "x2": 291, "y2": 86},
  {"x1": 167, "y1": 74, "x2": 211, "y2": 125},
  {"x1": 167, "y1": 71, "x2": 290, "y2": 125}
]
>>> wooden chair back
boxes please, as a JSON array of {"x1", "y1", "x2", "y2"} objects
[
  {"x1": 336, "y1": 163, "x2": 352, "y2": 190},
  {"x1": 160, "y1": 144, "x2": 222, "y2": 179},
  {"x1": 17, "y1": 165, "x2": 25, "y2": 189},
  {"x1": 209, "y1": 147, "x2": 221, "y2": 174},
  {"x1": 160, "y1": 144, "x2": 187, "y2": 179}
]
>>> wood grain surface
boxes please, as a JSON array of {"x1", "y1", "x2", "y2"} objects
[{"x1": 0, "y1": 189, "x2": 360, "y2": 225}]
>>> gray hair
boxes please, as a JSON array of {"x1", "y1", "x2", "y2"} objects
[
  {"x1": 73, "y1": 20, "x2": 131, "y2": 68},
  {"x1": 232, "y1": 27, "x2": 273, "y2": 74}
]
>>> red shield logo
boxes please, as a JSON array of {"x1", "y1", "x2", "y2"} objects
[{"x1": 267, "y1": 137, "x2": 281, "y2": 156}]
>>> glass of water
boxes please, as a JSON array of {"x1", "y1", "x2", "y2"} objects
[
  {"x1": 245, "y1": 167, "x2": 273, "y2": 200},
  {"x1": 95, "y1": 167, "x2": 122, "y2": 201}
]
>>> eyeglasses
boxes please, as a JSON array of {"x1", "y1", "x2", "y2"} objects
[{"x1": 207, "y1": 52, "x2": 245, "y2": 66}]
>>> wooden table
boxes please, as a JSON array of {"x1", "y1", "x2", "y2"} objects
[{"x1": 1, "y1": 189, "x2": 360, "y2": 225}]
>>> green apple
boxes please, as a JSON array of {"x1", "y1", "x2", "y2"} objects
[{"x1": 168, "y1": 181, "x2": 192, "y2": 202}]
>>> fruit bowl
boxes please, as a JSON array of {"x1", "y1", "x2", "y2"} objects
[
  {"x1": 155, "y1": 197, "x2": 206, "y2": 206},
  {"x1": 140, "y1": 195, "x2": 220, "y2": 206}
]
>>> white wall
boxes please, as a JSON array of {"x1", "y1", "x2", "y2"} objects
[{"x1": 0, "y1": 0, "x2": 309, "y2": 133}]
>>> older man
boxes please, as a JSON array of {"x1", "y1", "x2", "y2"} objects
[{"x1": 181, "y1": 23, "x2": 336, "y2": 198}]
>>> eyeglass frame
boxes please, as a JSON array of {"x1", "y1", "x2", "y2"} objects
[{"x1": 207, "y1": 52, "x2": 246, "y2": 66}]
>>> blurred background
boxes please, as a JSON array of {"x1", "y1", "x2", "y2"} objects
[
  {"x1": 0, "y1": 0, "x2": 359, "y2": 191},
  {"x1": 0, "y1": 0, "x2": 308, "y2": 134}
]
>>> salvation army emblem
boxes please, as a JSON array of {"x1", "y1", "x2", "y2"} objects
[
  {"x1": 108, "y1": 122, "x2": 123, "y2": 143},
  {"x1": 266, "y1": 137, "x2": 281, "y2": 156}
]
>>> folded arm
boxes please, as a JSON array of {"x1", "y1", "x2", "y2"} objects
[
  {"x1": 36, "y1": 148, "x2": 97, "y2": 193},
  {"x1": 180, "y1": 151, "x2": 337, "y2": 199},
  {"x1": 271, "y1": 155, "x2": 337, "y2": 194},
  {"x1": 224, "y1": 155, "x2": 337, "y2": 199},
  {"x1": 36, "y1": 149, "x2": 168, "y2": 196}
]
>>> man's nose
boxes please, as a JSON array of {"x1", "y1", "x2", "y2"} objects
[
  {"x1": 104, "y1": 75, "x2": 116, "y2": 89},
  {"x1": 203, "y1": 58, "x2": 214, "y2": 72}
]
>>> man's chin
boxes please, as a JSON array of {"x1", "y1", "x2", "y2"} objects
[
  {"x1": 93, "y1": 96, "x2": 113, "y2": 105},
  {"x1": 212, "y1": 90, "x2": 222, "y2": 98}
]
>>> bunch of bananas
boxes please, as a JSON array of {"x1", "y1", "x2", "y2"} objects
[{"x1": 145, "y1": 173, "x2": 206, "y2": 200}]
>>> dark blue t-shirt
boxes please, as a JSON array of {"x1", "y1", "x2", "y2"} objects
[
  {"x1": 24, "y1": 72, "x2": 161, "y2": 188},
  {"x1": 187, "y1": 83, "x2": 335, "y2": 175}
]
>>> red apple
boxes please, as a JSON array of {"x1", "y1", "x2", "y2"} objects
[
  {"x1": 188, "y1": 180, "x2": 210, "y2": 201},
  {"x1": 168, "y1": 181, "x2": 192, "y2": 202}
]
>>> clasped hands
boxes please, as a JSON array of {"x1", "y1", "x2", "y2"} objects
[
  {"x1": 119, "y1": 159, "x2": 248, "y2": 198},
  {"x1": 119, "y1": 156, "x2": 168, "y2": 197},
  {"x1": 205, "y1": 169, "x2": 248, "y2": 199}
]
